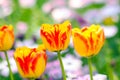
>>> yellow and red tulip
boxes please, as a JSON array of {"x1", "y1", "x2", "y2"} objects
[
  {"x1": 40, "y1": 20, "x2": 72, "y2": 52},
  {"x1": 0, "y1": 25, "x2": 14, "y2": 51},
  {"x1": 14, "y1": 45, "x2": 47, "y2": 78},
  {"x1": 72, "y1": 24, "x2": 105, "y2": 57}
]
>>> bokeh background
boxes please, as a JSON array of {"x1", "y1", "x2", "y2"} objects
[{"x1": 0, "y1": 0, "x2": 120, "y2": 80}]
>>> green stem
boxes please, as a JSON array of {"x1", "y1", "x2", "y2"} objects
[
  {"x1": 4, "y1": 51, "x2": 14, "y2": 80},
  {"x1": 88, "y1": 57, "x2": 93, "y2": 80},
  {"x1": 30, "y1": 78, "x2": 35, "y2": 80},
  {"x1": 57, "y1": 51, "x2": 66, "y2": 80},
  {"x1": 107, "y1": 63, "x2": 114, "y2": 80}
]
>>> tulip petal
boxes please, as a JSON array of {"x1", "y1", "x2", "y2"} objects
[
  {"x1": 73, "y1": 32, "x2": 89, "y2": 57},
  {"x1": 95, "y1": 28, "x2": 105, "y2": 54}
]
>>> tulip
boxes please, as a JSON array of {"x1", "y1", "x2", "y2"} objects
[
  {"x1": 0, "y1": 25, "x2": 14, "y2": 80},
  {"x1": 72, "y1": 24, "x2": 105, "y2": 80},
  {"x1": 0, "y1": 25, "x2": 14, "y2": 51},
  {"x1": 72, "y1": 24, "x2": 105, "y2": 57},
  {"x1": 14, "y1": 45, "x2": 47, "y2": 79},
  {"x1": 40, "y1": 20, "x2": 71, "y2": 52},
  {"x1": 40, "y1": 20, "x2": 72, "y2": 80}
]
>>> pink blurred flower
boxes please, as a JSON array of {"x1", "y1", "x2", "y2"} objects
[
  {"x1": 0, "y1": 50, "x2": 14, "y2": 59},
  {"x1": 52, "y1": 0, "x2": 65, "y2": 7},
  {"x1": 42, "y1": 2, "x2": 53, "y2": 13},
  {"x1": 106, "y1": 0, "x2": 119, "y2": 6},
  {"x1": 42, "y1": 0, "x2": 65, "y2": 13},
  {"x1": 16, "y1": 22, "x2": 28, "y2": 34},
  {"x1": 51, "y1": 7, "x2": 73, "y2": 22},
  {"x1": 45, "y1": 60, "x2": 61, "y2": 79}
]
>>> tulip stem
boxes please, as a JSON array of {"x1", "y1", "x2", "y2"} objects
[
  {"x1": 57, "y1": 51, "x2": 66, "y2": 80},
  {"x1": 4, "y1": 51, "x2": 14, "y2": 80},
  {"x1": 88, "y1": 57, "x2": 93, "y2": 80}
]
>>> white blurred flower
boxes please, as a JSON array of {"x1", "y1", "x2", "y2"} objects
[
  {"x1": 66, "y1": 74, "x2": 107, "y2": 80},
  {"x1": 84, "y1": 5, "x2": 119, "y2": 24},
  {"x1": 102, "y1": 26, "x2": 118, "y2": 38},
  {"x1": 93, "y1": 0, "x2": 105, "y2": 3},
  {"x1": 19, "y1": 0, "x2": 36, "y2": 8},
  {"x1": 42, "y1": 0, "x2": 66, "y2": 13},
  {"x1": 63, "y1": 55, "x2": 82, "y2": 71},
  {"x1": 15, "y1": 40, "x2": 38, "y2": 48},
  {"x1": 68, "y1": 0, "x2": 104, "y2": 9},
  {"x1": 67, "y1": 72, "x2": 78, "y2": 79},
  {"x1": 51, "y1": 7, "x2": 72, "y2": 22},
  {"x1": 0, "y1": 0, "x2": 12, "y2": 18},
  {"x1": 77, "y1": 74, "x2": 107, "y2": 80},
  {"x1": 100, "y1": 5, "x2": 119, "y2": 21},
  {"x1": 83, "y1": 10, "x2": 102, "y2": 24},
  {"x1": 0, "y1": 60, "x2": 7, "y2": 70},
  {"x1": 93, "y1": 74, "x2": 107, "y2": 80},
  {"x1": 68, "y1": 0, "x2": 89, "y2": 9},
  {"x1": 0, "y1": 58, "x2": 17, "y2": 77},
  {"x1": 1, "y1": 67, "x2": 9, "y2": 77}
]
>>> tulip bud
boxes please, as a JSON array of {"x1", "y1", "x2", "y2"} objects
[
  {"x1": 72, "y1": 25, "x2": 105, "y2": 57},
  {"x1": 14, "y1": 45, "x2": 47, "y2": 78},
  {"x1": 0, "y1": 25, "x2": 14, "y2": 51},
  {"x1": 40, "y1": 20, "x2": 72, "y2": 52}
]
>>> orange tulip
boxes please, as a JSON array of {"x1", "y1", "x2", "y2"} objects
[
  {"x1": 72, "y1": 24, "x2": 105, "y2": 57},
  {"x1": 14, "y1": 45, "x2": 47, "y2": 78},
  {"x1": 0, "y1": 25, "x2": 14, "y2": 51},
  {"x1": 40, "y1": 20, "x2": 72, "y2": 52}
]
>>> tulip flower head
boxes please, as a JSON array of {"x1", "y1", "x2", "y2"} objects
[
  {"x1": 14, "y1": 45, "x2": 47, "y2": 78},
  {"x1": 72, "y1": 25, "x2": 105, "y2": 57},
  {"x1": 40, "y1": 20, "x2": 72, "y2": 52},
  {"x1": 0, "y1": 25, "x2": 14, "y2": 51}
]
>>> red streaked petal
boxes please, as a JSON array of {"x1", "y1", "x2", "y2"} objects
[
  {"x1": 89, "y1": 32, "x2": 94, "y2": 51},
  {"x1": 81, "y1": 27, "x2": 88, "y2": 32},
  {"x1": 16, "y1": 57, "x2": 29, "y2": 74},
  {"x1": 0, "y1": 26, "x2": 7, "y2": 31},
  {"x1": 31, "y1": 53, "x2": 41, "y2": 72}
]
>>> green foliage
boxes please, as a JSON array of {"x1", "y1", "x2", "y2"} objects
[
  {"x1": 0, "y1": 73, "x2": 22, "y2": 80},
  {"x1": 76, "y1": 3, "x2": 105, "y2": 14}
]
